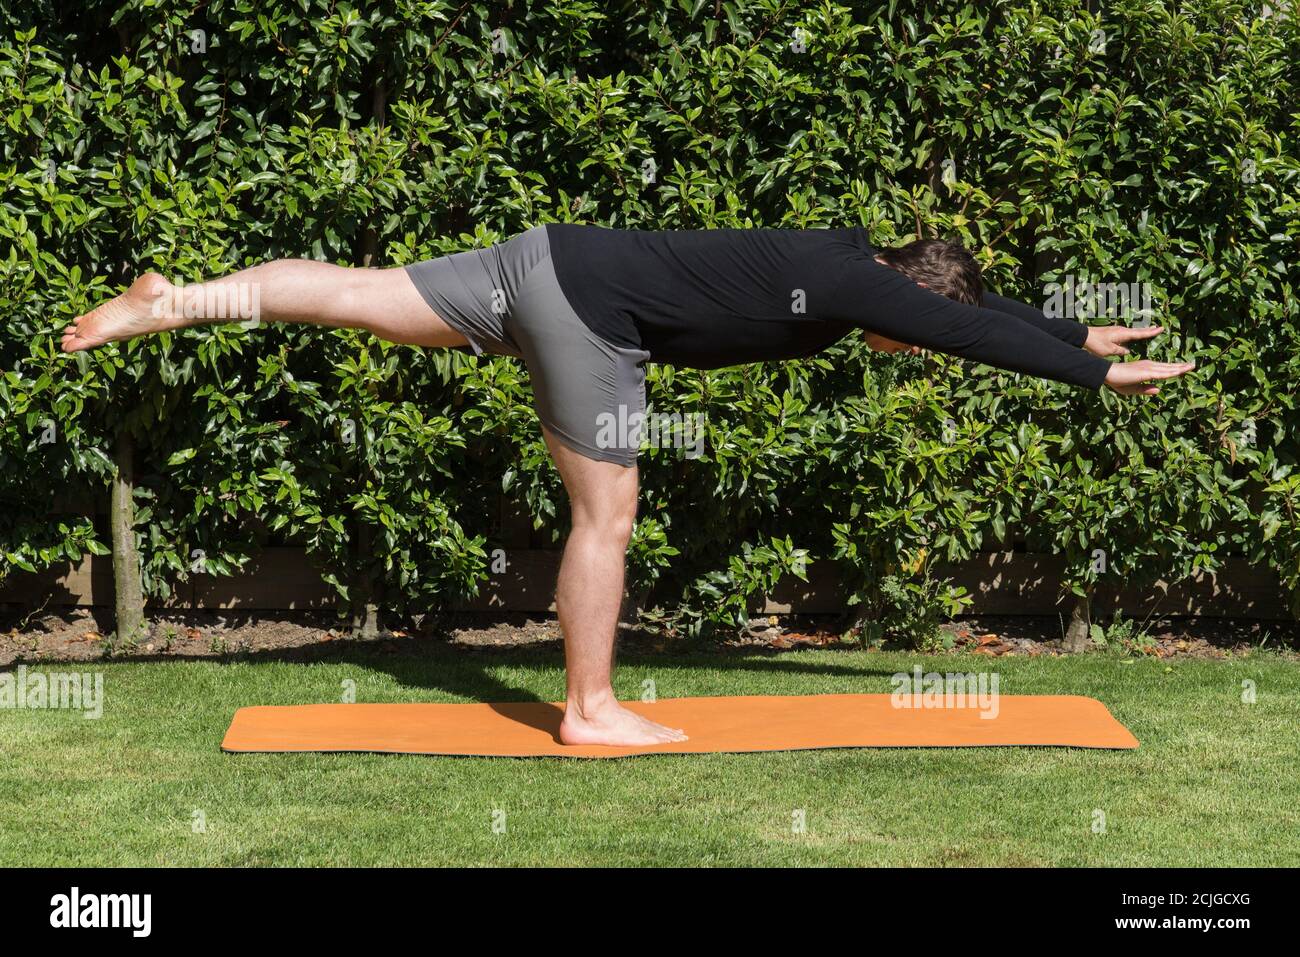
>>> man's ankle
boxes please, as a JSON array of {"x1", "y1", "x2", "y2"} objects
[{"x1": 565, "y1": 687, "x2": 617, "y2": 719}]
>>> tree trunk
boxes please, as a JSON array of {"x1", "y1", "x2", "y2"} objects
[
  {"x1": 347, "y1": 69, "x2": 388, "y2": 640},
  {"x1": 351, "y1": 595, "x2": 381, "y2": 640},
  {"x1": 350, "y1": 520, "x2": 381, "y2": 640},
  {"x1": 110, "y1": 429, "x2": 145, "y2": 641},
  {"x1": 1063, "y1": 592, "x2": 1091, "y2": 653}
]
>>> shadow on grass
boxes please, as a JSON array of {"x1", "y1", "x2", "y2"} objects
[{"x1": 210, "y1": 636, "x2": 900, "y2": 704}]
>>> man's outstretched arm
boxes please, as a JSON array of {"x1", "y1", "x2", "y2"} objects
[
  {"x1": 823, "y1": 257, "x2": 1193, "y2": 394},
  {"x1": 981, "y1": 289, "x2": 1168, "y2": 359},
  {"x1": 981, "y1": 290, "x2": 1088, "y2": 346}
]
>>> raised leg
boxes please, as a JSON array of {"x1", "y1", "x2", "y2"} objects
[
  {"x1": 61, "y1": 261, "x2": 468, "y2": 353},
  {"x1": 544, "y1": 428, "x2": 688, "y2": 747}
]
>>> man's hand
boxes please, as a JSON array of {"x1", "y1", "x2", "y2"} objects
[
  {"x1": 1084, "y1": 324, "x2": 1164, "y2": 357},
  {"x1": 1104, "y1": 359, "x2": 1196, "y2": 396}
]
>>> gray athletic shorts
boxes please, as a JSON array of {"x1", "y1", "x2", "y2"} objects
[{"x1": 404, "y1": 226, "x2": 650, "y2": 467}]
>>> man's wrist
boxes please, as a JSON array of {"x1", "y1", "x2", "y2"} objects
[{"x1": 1088, "y1": 355, "x2": 1113, "y2": 390}]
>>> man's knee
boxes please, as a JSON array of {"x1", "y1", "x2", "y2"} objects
[
  {"x1": 572, "y1": 497, "x2": 637, "y2": 548},
  {"x1": 572, "y1": 486, "x2": 637, "y2": 546},
  {"x1": 546, "y1": 430, "x2": 640, "y2": 547},
  {"x1": 607, "y1": 511, "x2": 637, "y2": 548}
]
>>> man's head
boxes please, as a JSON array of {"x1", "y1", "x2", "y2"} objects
[
  {"x1": 874, "y1": 238, "x2": 983, "y2": 304},
  {"x1": 866, "y1": 238, "x2": 983, "y2": 353}
]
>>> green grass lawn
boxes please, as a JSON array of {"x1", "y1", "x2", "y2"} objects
[{"x1": 1, "y1": 644, "x2": 1296, "y2": 866}]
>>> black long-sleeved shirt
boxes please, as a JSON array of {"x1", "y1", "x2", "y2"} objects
[{"x1": 544, "y1": 224, "x2": 1111, "y2": 389}]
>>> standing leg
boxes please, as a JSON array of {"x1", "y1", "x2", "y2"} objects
[
  {"x1": 545, "y1": 428, "x2": 687, "y2": 747},
  {"x1": 61, "y1": 261, "x2": 468, "y2": 353}
]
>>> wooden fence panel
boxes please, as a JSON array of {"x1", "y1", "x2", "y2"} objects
[{"x1": 0, "y1": 550, "x2": 1290, "y2": 619}]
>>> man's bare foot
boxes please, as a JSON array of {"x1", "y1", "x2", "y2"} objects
[
  {"x1": 61, "y1": 273, "x2": 177, "y2": 353},
  {"x1": 559, "y1": 694, "x2": 689, "y2": 747}
]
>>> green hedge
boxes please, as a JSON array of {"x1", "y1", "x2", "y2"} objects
[{"x1": 1, "y1": 0, "x2": 1297, "y2": 643}]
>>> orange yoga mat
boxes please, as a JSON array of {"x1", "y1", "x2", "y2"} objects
[{"x1": 221, "y1": 694, "x2": 1138, "y2": 758}]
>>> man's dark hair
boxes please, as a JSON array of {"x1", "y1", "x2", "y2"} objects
[{"x1": 875, "y1": 239, "x2": 983, "y2": 306}]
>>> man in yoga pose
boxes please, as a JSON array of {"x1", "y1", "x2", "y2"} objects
[{"x1": 63, "y1": 224, "x2": 1194, "y2": 746}]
